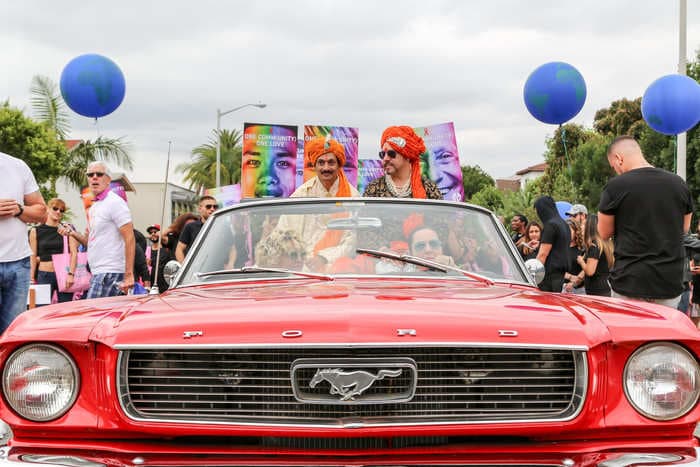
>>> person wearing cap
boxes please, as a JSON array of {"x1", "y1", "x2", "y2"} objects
[
  {"x1": 274, "y1": 135, "x2": 359, "y2": 271},
  {"x1": 145, "y1": 224, "x2": 172, "y2": 292},
  {"x1": 566, "y1": 204, "x2": 588, "y2": 227},
  {"x1": 363, "y1": 126, "x2": 442, "y2": 199},
  {"x1": 61, "y1": 161, "x2": 135, "y2": 298}
]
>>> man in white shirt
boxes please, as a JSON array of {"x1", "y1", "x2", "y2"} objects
[
  {"x1": 0, "y1": 151, "x2": 47, "y2": 332},
  {"x1": 64, "y1": 162, "x2": 135, "y2": 298},
  {"x1": 275, "y1": 135, "x2": 359, "y2": 270}
]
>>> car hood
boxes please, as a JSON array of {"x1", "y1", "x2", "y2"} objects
[{"x1": 6, "y1": 279, "x2": 695, "y2": 348}]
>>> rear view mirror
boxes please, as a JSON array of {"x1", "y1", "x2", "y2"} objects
[{"x1": 326, "y1": 217, "x2": 382, "y2": 230}]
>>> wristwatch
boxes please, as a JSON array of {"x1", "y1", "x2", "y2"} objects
[
  {"x1": 67, "y1": 272, "x2": 74, "y2": 276},
  {"x1": 14, "y1": 203, "x2": 24, "y2": 217}
]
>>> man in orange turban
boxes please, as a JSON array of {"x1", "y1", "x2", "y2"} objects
[
  {"x1": 362, "y1": 126, "x2": 442, "y2": 199},
  {"x1": 291, "y1": 135, "x2": 359, "y2": 198},
  {"x1": 275, "y1": 135, "x2": 359, "y2": 271}
]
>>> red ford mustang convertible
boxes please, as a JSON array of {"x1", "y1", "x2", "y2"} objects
[{"x1": 1, "y1": 198, "x2": 699, "y2": 467}]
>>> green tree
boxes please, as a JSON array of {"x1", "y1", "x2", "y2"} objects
[
  {"x1": 0, "y1": 103, "x2": 65, "y2": 199},
  {"x1": 177, "y1": 129, "x2": 242, "y2": 194},
  {"x1": 29, "y1": 74, "x2": 133, "y2": 190},
  {"x1": 470, "y1": 185, "x2": 504, "y2": 212},
  {"x1": 461, "y1": 164, "x2": 494, "y2": 200},
  {"x1": 538, "y1": 123, "x2": 592, "y2": 197}
]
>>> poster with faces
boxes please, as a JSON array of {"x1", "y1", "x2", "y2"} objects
[
  {"x1": 302, "y1": 125, "x2": 359, "y2": 187},
  {"x1": 242, "y1": 123, "x2": 298, "y2": 199},
  {"x1": 414, "y1": 122, "x2": 464, "y2": 202}
]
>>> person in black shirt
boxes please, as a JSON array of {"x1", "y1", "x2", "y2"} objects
[
  {"x1": 175, "y1": 195, "x2": 218, "y2": 262},
  {"x1": 534, "y1": 195, "x2": 571, "y2": 292},
  {"x1": 510, "y1": 214, "x2": 528, "y2": 248},
  {"x1": 577, "y1": 214, "x2": 612, "y2": 296},
  {"x1": 598, "y1": 135, "x2": 693, "y2": 307}
]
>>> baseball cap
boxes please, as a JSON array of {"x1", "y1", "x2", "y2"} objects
[
  {"x1": 146, "y1": 224, "x2": 161, "y2": 233},
  {"x1": 565, "y1": 204, "x2": 588, "y2": 216}
]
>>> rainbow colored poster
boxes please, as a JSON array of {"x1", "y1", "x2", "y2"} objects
[
  {"x1": 242, "y1": 123, "x2": 298, "y2": 198},
  {"x1": 295, "y1": 139, "x2": 304, "y2": 189},
  {"x1": 414, "y1": 122, "x2": 464, "y2": 201},
  {"x1": 205, "y1": 184, "x2": 241, "y2": 207},
  {"x1": 302, "y1": 126, "x2": 359, "y2": 187},
  {"x1": 357, "y1": 159, "x2": 384, "y2": 195}
]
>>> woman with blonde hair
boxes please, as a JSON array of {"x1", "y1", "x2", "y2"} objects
[
  {"x1": 576, "y1": 213, "x2": 614, "y2": 296},
  {"x1": 29, "y1": 198, "x2": 79, "y2": 304}
]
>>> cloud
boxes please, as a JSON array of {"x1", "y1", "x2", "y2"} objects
[{"x1": 1, "y1": 0, "x2": 698, "y2": 188}]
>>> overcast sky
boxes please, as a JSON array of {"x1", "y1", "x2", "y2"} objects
[{"x1": 2, "y1": 1, "x2": 698, "y2": 187}]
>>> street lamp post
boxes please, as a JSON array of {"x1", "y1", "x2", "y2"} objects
[{"x1": 215, "y1": 103, "x2": 266, "y2": 189}]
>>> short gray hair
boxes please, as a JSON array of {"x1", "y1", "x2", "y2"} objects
[{"x1": 87, "y1": 161, "x2": 112, "y2": 178}]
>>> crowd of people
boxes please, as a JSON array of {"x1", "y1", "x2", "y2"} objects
[{"x1": 1, "y1": 130, "x2": 698, "y2": 334}]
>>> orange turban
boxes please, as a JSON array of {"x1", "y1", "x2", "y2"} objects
[
  {"x1": 381, "y1": 126, "x2": 427, "y2": 198},
  {"x1": 304, "y1": 135, "x2": 351, "y2": 197},
  {"x1": 402, "y1": 213, "x2": 425, "y2": 240}
]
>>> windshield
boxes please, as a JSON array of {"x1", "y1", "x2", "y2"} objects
[{"x1": 177, "y1": 199, "x2": 528, "y2": 285}]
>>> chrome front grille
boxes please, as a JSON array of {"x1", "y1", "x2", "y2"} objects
[{"x1": 117, "y1": 346, "x2": 586, "y2": 426}]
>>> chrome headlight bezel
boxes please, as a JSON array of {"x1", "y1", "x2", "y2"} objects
[
  {"x1": 623, "y1": 342, "x2": 700, "y2": 421},
  {"x1": 2, "y1": 343, "x2": 80, "y2": 422}
]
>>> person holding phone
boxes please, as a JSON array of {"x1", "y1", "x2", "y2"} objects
[{"x1": 29, "y1": 198, "x2": 78, "y2": 304}]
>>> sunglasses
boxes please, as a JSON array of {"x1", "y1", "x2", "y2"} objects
[
  {"x1": 86, "y1": 172, "x2": 105, "y2": 178},
  {"x1": 51, "y1": 207, "x2": 66, "y2": 213},
  {"x1": 203, "y1": 204, "x2": 217, "y2": 210},
  {"x1": 378, "y1": 150, "x2": 399, "y2": 159},
  {"x1": 413, "y1": 239, "x2": 441, "y2": 252}
]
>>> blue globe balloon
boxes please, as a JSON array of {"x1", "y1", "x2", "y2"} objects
[
  {"x1": 555, "y1": 201, "x2": 572, "y2": 220},
  {"x1": 524, "y1": 62, "x2": 587, "y2": 125},
  {"x1": 642, "y1": 74, "x2": 700, "y2": 135},
  {"x1": 60, "y1": 54, "x2": 126, "y2": 118}
]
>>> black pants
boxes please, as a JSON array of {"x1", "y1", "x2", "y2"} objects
[{"x1": 538, "y1": 270, "x2": 565, "y2": 292}]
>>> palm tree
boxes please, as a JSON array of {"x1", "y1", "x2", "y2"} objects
[
  {"x1": 30, "y1": 75, "x2": 133, "y2": 190},
  {"x1": 177, "y1": 129, "x2": 242, "y2": 194}
]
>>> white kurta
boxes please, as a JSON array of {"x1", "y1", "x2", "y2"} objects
[{"x1": 275, "y1": 176, "x2": 360, "y2": 264}]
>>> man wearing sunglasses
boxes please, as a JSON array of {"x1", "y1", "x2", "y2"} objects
[
  {"x1": 0, "y1": 151, "x2": 47, "y2": 332},
  {"x1": 175, "y1": 195, "x2": 218, "y2": 263},
  {"x1": 63, "y1": 161, "x2": 135, "y2": 298},
  {"x1": 362, "y1": 126, "x2": 442, "y2": 200}
]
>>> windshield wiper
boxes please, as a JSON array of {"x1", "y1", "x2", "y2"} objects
[
  {"x1": 356, "y1": 248, "x2": 494, "y2": 285},
  {"x1": 196, "y1": 266, "x2": 334, "y2": 281}
]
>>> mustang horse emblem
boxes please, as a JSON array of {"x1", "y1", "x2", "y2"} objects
[{"x1": 309, "y1": 368, "x2": 402, "y2": 401}]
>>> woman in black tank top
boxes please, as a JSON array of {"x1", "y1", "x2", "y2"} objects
[{"x1": 28, "y1": 198, "x2": 79, "y2": 304}]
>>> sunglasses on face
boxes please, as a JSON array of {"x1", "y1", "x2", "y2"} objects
[
  {"x1": 86, "y1": 172, "x2": 105, "y2": 178},
  {"x1": 413, "y1": 239, "x2": 441, "y2": 252},
  {"x1": 203, "y1": 204, "x2": 217, "y2": 210},
  {"x1": 51, "y1": 207, "x2": 66, "y2": 213},
  {"x1": 378, "y1": 150, "x2": 398, "y2": 159}
]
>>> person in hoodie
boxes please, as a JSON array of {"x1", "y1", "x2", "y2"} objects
[{"x1": 534, "y1": 195, "x2": 571, "y2": 292}]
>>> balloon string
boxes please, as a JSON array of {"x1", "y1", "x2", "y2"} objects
[
  {"x1": 93, "y1": 117, "x2": 103, "y2": 160},
  {"x1": 560, "y1": 125, "x2": 572, "y2": 174}
]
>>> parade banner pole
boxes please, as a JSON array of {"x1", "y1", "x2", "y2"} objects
[{"x1": 150, "y1": 141, "x2": 172, "y2": 295}]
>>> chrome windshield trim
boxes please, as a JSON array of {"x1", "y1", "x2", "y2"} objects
[{"x1": 170, "y1": 197, "x2": 531, "y2": 289}]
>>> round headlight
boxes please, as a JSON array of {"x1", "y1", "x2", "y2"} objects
[
  {"x1": 624, "y1": 342, "x2": 700, "y2": 420},
  {"x1": 2, "y1": 344, "x2": 79, "y2": 422}
]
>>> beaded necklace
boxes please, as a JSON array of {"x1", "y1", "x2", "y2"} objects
[{"x1": 385, "y1": 175, "x2": 411, "y2": 198}]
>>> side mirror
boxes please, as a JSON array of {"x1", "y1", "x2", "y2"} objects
[
  {"x1": 163, "y1": 260, "x2": 181, "y2": 285},
  {"x1": 524, "y1": 259, "x2": 545, "y2": 285}
]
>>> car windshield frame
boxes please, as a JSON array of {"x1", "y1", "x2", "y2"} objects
[{"x1": 170, "y1": 197, "x2": 534, "y2": 288}]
